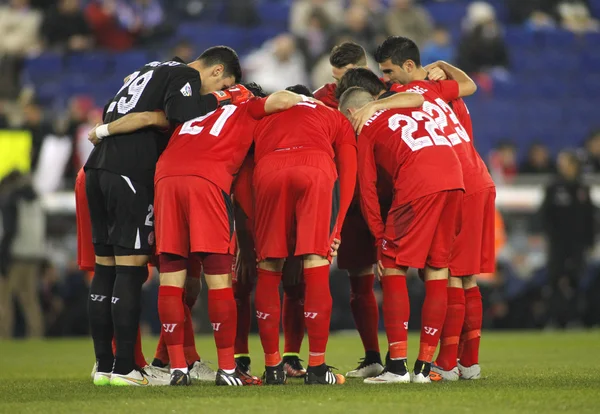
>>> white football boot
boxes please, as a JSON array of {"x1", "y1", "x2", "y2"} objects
[
  {"x1": 458, "y1": 361, "x2": 481, "y2": 380},
  {"x1": 364, "y1": 370, "x2": 410, "y2": 384},
  {"x1": 189, "y1": 360, "x2": 217, "y2": 382},
  {"x1": 431, "y1": 363, "x2": 460, "y2": 381}
]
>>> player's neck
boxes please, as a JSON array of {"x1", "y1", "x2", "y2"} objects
[{"x1": 414, "y1": 67, "x2": 428, "y2": 81}]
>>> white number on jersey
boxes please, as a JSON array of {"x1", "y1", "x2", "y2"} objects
[
  {"x1": 433, "y1": 98, "x2": 470, "y2": 143},
  {"x1": 117, "y1": 70, "x2": 154, "y2": 114},
  {"x1": 388, "y1": 112, "x2": 435, "y2": 152},
  {"x1": 179, "y1": 105, "x2": 238, "y2": 137}
]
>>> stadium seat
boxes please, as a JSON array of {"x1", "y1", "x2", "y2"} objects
[
  {"x1": 504, "y1": 27, "x2": 537, "y2": 49},
  {"x1": 23, "y1": 53, "x2": 63, "y2": 83},
  {"x1": 113, "y1": 51, "x2": 150, "y2": 76},
  {"x1": 65, "y1": 53, "x2": 111, "y2": 78},
  {"x1": 257, "y1": 1, "x2": 290, "y2": 29},
  {"x1": 424, "y1": 2, "x2": 467, "y2": 27},
  {"x1": 538, "y1": 30, "x2": 579, "y2": 49}
]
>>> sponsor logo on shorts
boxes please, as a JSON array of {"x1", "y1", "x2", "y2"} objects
[
  {"x1": 381, "y1": 240, "x2": 388, "y2": 251},
  {"x1": 404, "y1": 322, "x2": 409, "y2": 330},
  {"x1": 90, "y1": 294, "x2": 107, "y2": 302},
  {"x1": 111, "y1": 297, "x2": 120, "y2": 304},
  {"x1": 304, "y1": 312, "x2": 318, "y2": 319},
  {"x1": 211, "y1": 322, "x2": 221, "y2": 331},
  {"x1": 163, "y1": 323, "x2": 177, "y2": 333}
]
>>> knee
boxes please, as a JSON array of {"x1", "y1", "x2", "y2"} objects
[
  {"x1": 258, "y1": 258, "x2": 284, "y2": 272},
  {"x1": 303, "y1": 254, "x2": 328, "y2": 269}
]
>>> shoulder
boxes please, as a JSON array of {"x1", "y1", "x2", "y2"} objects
[{"x1": 314, "y1": 83, "x2": 336, "y2": 96}]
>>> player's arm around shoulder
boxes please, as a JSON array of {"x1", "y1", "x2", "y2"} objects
[
  {"x1": 425, "y1": 60, "x2": 477, "y2": 98},
  {"x1": 262, "y1": 90, "x2": 322, "y2": 114},
  {"x1": 88, "y1": 111, "x2": 169, "y2": 145},
  {"x1": 351, "y1": 92, "x2": 424, "y2": 133}
]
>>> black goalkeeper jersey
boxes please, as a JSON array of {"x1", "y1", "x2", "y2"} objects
[{"x1": 85, "y1": 58, "x2": 219, "y2": 184}]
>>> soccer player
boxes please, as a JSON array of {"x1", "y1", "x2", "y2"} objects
[
  {"x1": 371, "y1": 36, "x2": 493, "y2": 381},
  {"x1": 251, "y1": 89, "x2": 358, "y2": 386},
  {"x1": 77, "y1": 166, "x2": 161, "y2": 381},
  {"x1": 340, "y1": 86, "x2": 463, "y2": 383},
  {"x1": 314, "y1": 41, "x2": 387, "y2": 379},
  {"x1": 232, "y1": 142, "x2": 307, "y2": 379},
  {"x1": 313, "y1": 41, "x2": 369, "y2": 109},
  {"x1": 84, "y1": 46, "x2": 242, "y2": 386},
  {"x1": 154, "y1": 85, "x2": 321, "y2": 386},
  {"x1": 87, "y1": 112, "x2": 217, "y2": 383}
]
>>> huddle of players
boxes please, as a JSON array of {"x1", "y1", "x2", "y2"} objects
[{"x1": 78, "y1": 34, "x2": 495, "y2": 387}]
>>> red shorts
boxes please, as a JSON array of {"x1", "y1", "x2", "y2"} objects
[
  {"x1": 155, "y1": 176, "x2": 234, "y2": 257},
  {"x1": 337, "y1": 205, "x2": 376, "y2": 270},
  {"x1": 75, "y1": 169, "x2": 95, "y2": 271},
  {"x1": 450, "y1": 187, "x2": 496, "y2": 276},
  {"x1": 253, "y1": 152, "x2": 338, "y2": 261},
  {"x1": 381, "y1": 190, "x2": 463, "y2": 269}
]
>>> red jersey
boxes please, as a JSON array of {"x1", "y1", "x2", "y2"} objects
[
  {"x1": 391, "y1": 80, "x2": 494, "y2": 194},
  {"x1": 155, "y1": 98, "x2": 267, "y2": 193},
  {"x1": 358, "y1": 107, "x2": 464, "y2": 240},
  {"x1": 313, "y1": 83, "x2": 338, "y2": 109},
  {"x1": 253, "y1": 102, "x2": 355, "y2": 164}
]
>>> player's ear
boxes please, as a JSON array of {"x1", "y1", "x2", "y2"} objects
[
  {"x1": 212, "y1": 64, "x2": 224, "y2": 78},
  {"x1": 404, "y1": 60, "x2": 415, "y2": 73}
]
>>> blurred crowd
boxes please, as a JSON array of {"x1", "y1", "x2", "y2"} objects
[{"x1": 1, "y1": 0, "x2": 600, "y2": 338}]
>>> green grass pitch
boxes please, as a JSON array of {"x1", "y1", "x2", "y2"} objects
[{"x1": 1, "y1": 331, "x2": 599, "y2": 413}]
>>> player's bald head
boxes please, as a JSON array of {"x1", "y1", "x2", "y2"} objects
[{"x1": 338, "y1": 87, "x2": 374, "y2": 118}]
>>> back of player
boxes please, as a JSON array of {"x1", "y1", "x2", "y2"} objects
[
  {"x1": 252, "y1": 102, "x2": 356, "y2": 385},
  {"x1": 253, "y1": 102, "x2": 349, "y2": 260},
  {"x1": 392, "y1": 80, "x2": 494, "y2": 380},
  {"x1": 340, "y1": 87, "x2": 463, "y2": 384}
]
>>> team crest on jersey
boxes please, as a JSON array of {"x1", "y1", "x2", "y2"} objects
[
  {"x1": 180, "y1": 82, "x2": 192, "y2": 97},
  {"x1": 148, "y1": 231, "x2": 155, "y2": 246}
]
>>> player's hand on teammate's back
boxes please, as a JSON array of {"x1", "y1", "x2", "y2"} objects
[
  {"x1": 213, "y1": 84, "x2": 254, "y2": 107},
  {"x1": 88, "y1": 123, "x2": 102, "y2": 146},
  {"x1": 351, "y1": 101, "x2": 378, "y2": 134}
]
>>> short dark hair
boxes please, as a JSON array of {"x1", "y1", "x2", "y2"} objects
[
  {"x1": 329, "y1": 41, "x2": 367, "y2": 68},
  {"x1": 197, "y1": 46, "x2": 242, "y2": 83},
  {"x1": 374, "y1": 36, "x2": 421, "y2": 67},
  {"x1": 336, "y1": 68, "x2": 386, "y2": 100},
  {"x1": 286, "y1": 84, "x2": 314, "y2": 98},
  {"x1": 242, "y1": 82, "x2": 267, "y2": 98}
]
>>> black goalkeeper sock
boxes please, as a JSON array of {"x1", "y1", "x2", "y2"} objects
[
  {"x1": 111, "y1": 265, "x2": 147, "y2": 375},
  {"x1": 88, "y1": 264, "x2": 117, "y2": 373}
]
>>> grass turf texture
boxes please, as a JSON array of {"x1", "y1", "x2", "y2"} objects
[{"x1": 1, "y1": 331, "x2": 599, "y2": 413}]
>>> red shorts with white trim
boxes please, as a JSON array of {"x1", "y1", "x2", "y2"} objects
[
  {"x1": 253, "y1": 152, "x2": 338, "y2": 261},
  {"x1": 381, "y1": 190, "x2": 463, "y2": 269},
  {"x1": 449, "y1": 187, "x2": 496, "y2": 276},
  {"x1": 155, "y1": 176, "x2": 234, "y2": 258},
  {"x1": 76, "y1": 169, "x2": 95, "y2": 271}
]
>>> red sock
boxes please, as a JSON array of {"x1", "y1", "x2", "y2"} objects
[
  {"x1": 158, "y1": 286, "x2": 187, "y2": 370},
  {"x1": 283, "y1": 281, "x2": 305, "y2": 355},
  {"x1": 303, "y1": 265, "x2": 332, "y2": 367},
  {"x1": 154, "y1": 331, "x2": 169, "y2": 365},
  {"x1": 255, "y1": 268, "x2": 282, "y2": 365},
  {"x1": 381, "y1": 275, "x2": 409, "y2": 359},
  {"x1": 208, "y1": 287, "x2": 237, "y2": 371},
  {"x1": 436, "y1": 287, "x2": 465, "y2": 370},
  {"x1": 460, "y1": 286, "x2": 482, "y2": 367},
  {"x1": 418, "y1": 279, "x2": 448, "y2": 363},
  {"x1": 233, "y1": 279, "x2": 252, "y2": 356},
  {"x1": 350, "y1": 275, "x2": 380, "y2": 354},
  {"x1": 183, "y1": 303, "x2": 201, "y2": 364}
]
